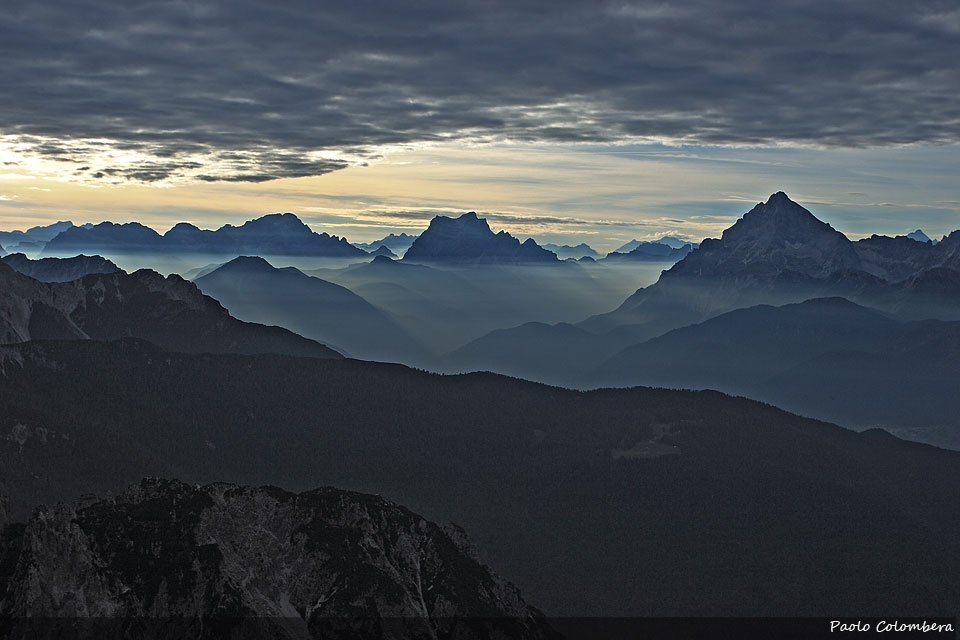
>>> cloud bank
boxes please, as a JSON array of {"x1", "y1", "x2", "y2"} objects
[{"x1": 1, "y1": 0, "x2": 957, "y2": 183}]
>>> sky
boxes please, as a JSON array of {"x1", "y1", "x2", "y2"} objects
[{"x1": 1, "y1": 0, "x2": 958, "y2": 252}]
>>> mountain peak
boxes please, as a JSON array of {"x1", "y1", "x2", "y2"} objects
[
  {"x1": 403, "y1": 212, "x2": 557, "y2": 264},
  {"x1": 726, "y1": 192, "x2": 845, "y2": 243},
  {"x1": 215, "y1": 255, "x2": 277, "y2": 273},
  {"x1": 666, "y1": 193, "x2": 861, "y2": 280},
  {"x1": 906, "y1": 229, "x2": 933, "y2": 243}
]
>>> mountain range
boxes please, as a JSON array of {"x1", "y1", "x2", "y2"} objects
[
  {"x1": 0, "y1": 221, "x2": 90, "y2": 254},
  {"x1": 0, "y1": 260, "x2": 339, "y2": 359},
  {"x1": 541, "y1": 243, "x2": 599, "y2": 260},
  {"x1": 446, "y1": 192, "x2": 960, "y2": 388},
  {"x1": 600, "y1": 241, "x2": 695, "y2": 262},
  {"x1": 353, "y1": 232, "x2": 419, "y2": 256},
  {"x1": 614, "y1": 236, "x2": 699, "y2": 252},
  {"x1": 43, "y1": 213, "x2": 367, "y2": 258},
  {"x1": 195, "y1": 256, "x2": 426, "y2": 363},
  {"x1": 403, "y1": 212, "x2": 557, "y2": 264},
  {"x1": 1, "y1": 337, "x2": 958, "y2": 616},
  {"x1": 0, "y1": 478, "x2": 555, "y2": 639}
]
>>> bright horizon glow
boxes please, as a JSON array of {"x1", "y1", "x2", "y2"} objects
[{"x1": 2, "y1": 141, "x2": 958, "y2": 254}]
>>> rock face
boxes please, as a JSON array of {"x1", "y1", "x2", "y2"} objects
[
  {"x1": 584, "y1": 192, "x2": 960, "y2": 335},
  {"x1": 403, "y1": 213, "x2": 557, "y2": 264},
  {"x1": 0, "y1": 479, "x2": 555, "y2": 640},
  {"x1": 668, "y1": 191, "x2": 862, "y2": 281},
  {"x1": 45, "y1": 213, "x2": 366, "y2": 258},
  {"x1": 1, "y1": 253, "x2": 121, "y2": 283},
  {"x1": 0, "y1": 261, "x2": 340, "y2": 358}
]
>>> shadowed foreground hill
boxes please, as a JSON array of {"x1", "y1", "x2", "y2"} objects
[
  {"x1": 0, "y1": 478, "x2": 555, "y2": 640},
  {"x1": 0, "y1": 261, "x2": 340, "y2": 359},
  {"x1": 1, "y1": 339, "x2": 958, "y2": 617}
]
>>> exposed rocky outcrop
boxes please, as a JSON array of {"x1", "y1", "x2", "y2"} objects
[{"x1": 0, "y1": 479, "x2": 556, "y2": 639}]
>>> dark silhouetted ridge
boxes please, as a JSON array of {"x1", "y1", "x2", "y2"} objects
[{"x1": 403, "y1": 212, "x2": 557, "y2": 264}]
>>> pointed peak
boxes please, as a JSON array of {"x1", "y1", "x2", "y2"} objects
[{"x1": 765, "y1": 191, "x2": 792, "y2": 205}]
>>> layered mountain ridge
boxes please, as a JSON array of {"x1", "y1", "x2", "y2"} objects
[
  {"x1": 195, "y1": 256, "x2": 426, "y2": 363},
  {"x1": 0, "y1": 261, "x2": 339, "y2": 358}
]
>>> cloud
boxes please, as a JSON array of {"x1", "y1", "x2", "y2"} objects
[{"x1": 1, "y1": 0, "x2": 957, "y2": 183}]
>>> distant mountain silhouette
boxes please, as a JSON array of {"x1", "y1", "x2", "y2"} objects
[
  {"x1": 44, "y1": 221, "x2": 163, "y2": 253},
  {"x1": 2, "y1": 253, "x2": 121, "y2": 282},
  {"x1": 369, "y1": 244, "x2": 399, "y2": 258},
  {"x1": 906, "y1": 229, "x2": 933, "y2": 243},
  {"x1": 591, "y1": 297, "x2": 960, "y2": 449},
  {"x1": 195, "y1": 256, "x2": 427, "y2": 363},
  {"x1": 0, "y1": 478, "x2": 554, "y2": 639},
  {"x1": 403, "y1": 212, "x2": 557, "y2": 264},
  {"x1": 601, "y1": 241, "x2": 694, "y2": 262},
  {"x1": 1, "y1": 338, "x2": 959, "y2": 616},
  {"x1": 542, "y1": 243, "x2": 599, "y2": 259},
  {"x1": 0, "y1": 220, "x2": 83, "y2": 253},
  {"x1": 354, "y1": 232, "x2": 418, "y2": 256},
  {"x1": 615, "y1": 236, "x2": 699, "y2": 253},
  {"x1": 0, "y1": 260, "x2": 339, "y2": 358},
  {"x1": 44, "y1": 213, "x2": 367, "y2": 257}
]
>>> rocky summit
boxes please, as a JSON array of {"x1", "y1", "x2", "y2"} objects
[
  {"x1": 0, "y1": 479, "x2": 557, "y2": 640},
  {"x1": 403, "y1": 212, "x2": 557, "y2": 264},
  {"x1": 668, "y1": 191, "x2": 862, "y2": 281}
]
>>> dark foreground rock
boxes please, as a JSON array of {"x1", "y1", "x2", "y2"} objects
[{"x1": 0, "y1": 479, "x2": 556, "y2": 640}]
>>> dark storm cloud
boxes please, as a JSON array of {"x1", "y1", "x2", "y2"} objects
[{"x1": 1, "y1": 0, "x2": 957, "y2": 182}]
